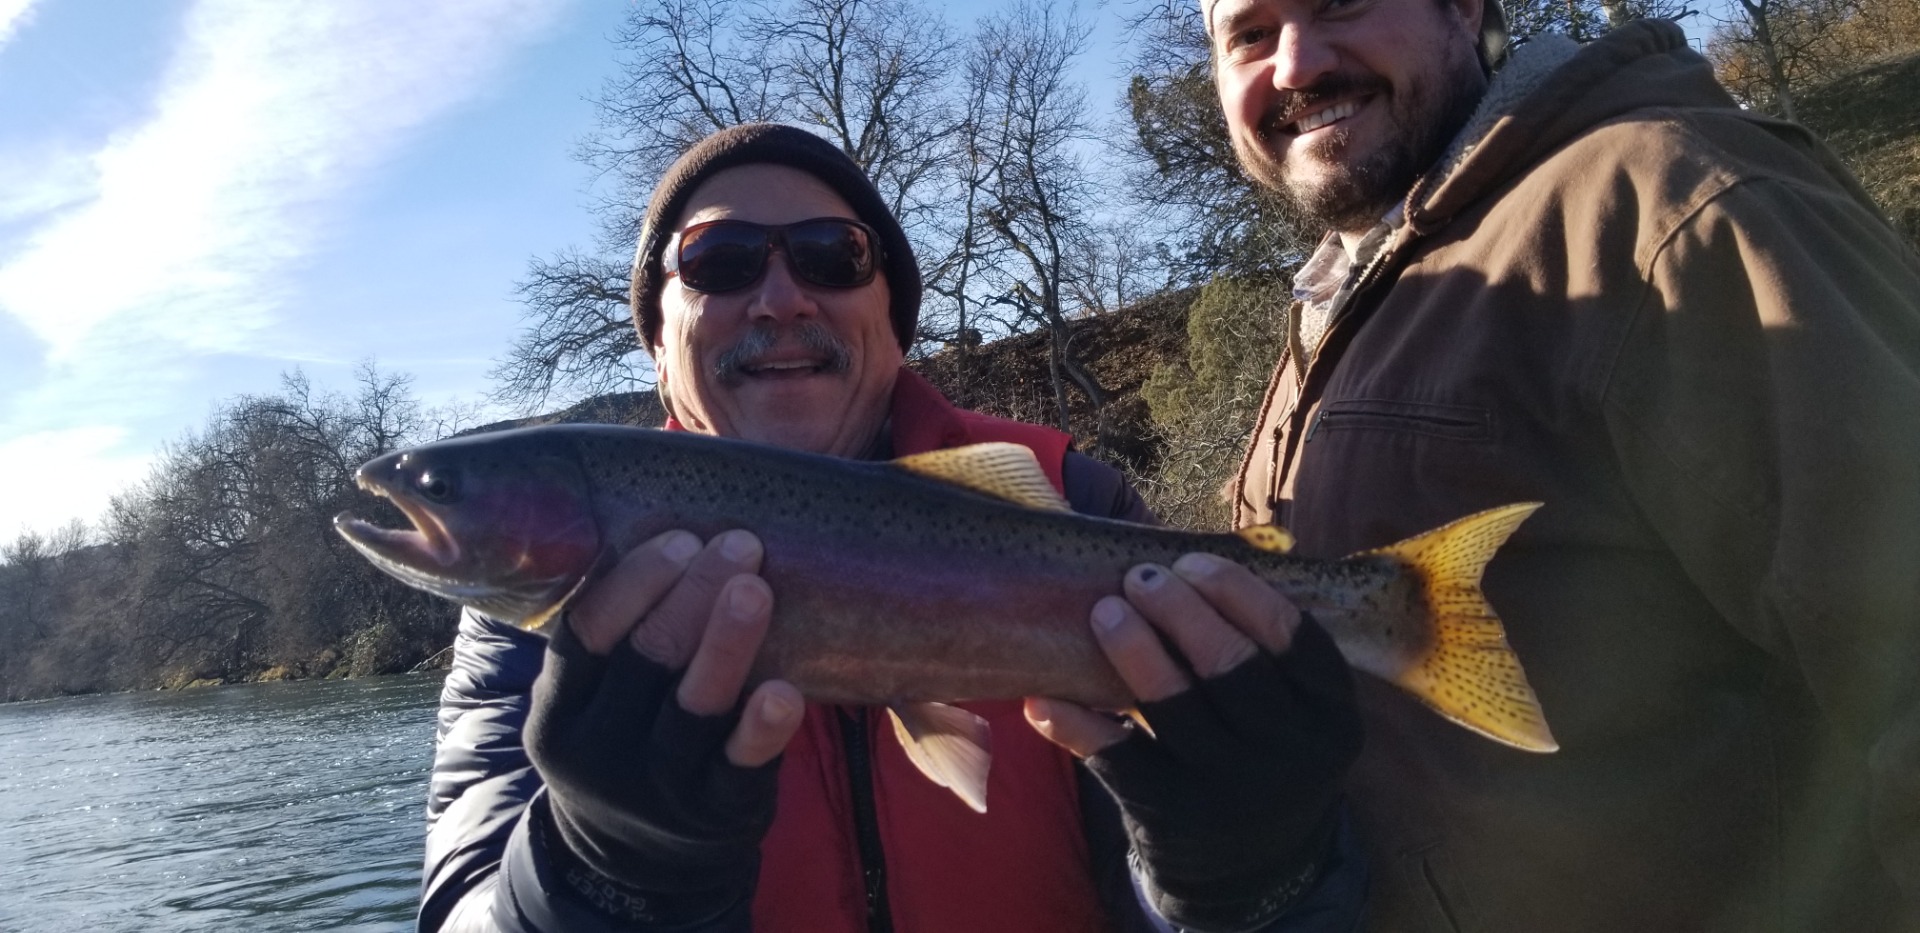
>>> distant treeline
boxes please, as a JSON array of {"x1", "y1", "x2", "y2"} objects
[{"x1": 0, "y1": 367, "x2": 481, "y2": 701}]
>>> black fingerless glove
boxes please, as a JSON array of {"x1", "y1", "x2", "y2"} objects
[
  {"x1": 1084, "y1": 616, "x2": 1363, "y2": 933},
  {"x1": 524, "y1": 618, "x2": 782, "y2": 928}
]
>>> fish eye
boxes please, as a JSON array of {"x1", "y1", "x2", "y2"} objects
[{"x1": 417, "y1": 468, "x2": 460, "y2": 503}]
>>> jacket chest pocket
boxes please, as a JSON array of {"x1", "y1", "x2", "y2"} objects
[{"x1": 1305, "y1": 398, "x2": 1494, "y2": 443}]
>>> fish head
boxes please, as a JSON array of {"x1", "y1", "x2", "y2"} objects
[{"x1": 334, "y1": 431, "x2": 603, "y2": 630}]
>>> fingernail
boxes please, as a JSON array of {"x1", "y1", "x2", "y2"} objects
[
  {"x1": 1092, "y1": 598, "x2": 1127, "y2": 632},
  {"x1": 1027, "y1": 701, "x2": 1052, "y2": 728},
  {"x1": 726, "y1": 580, "x2": 768, "y2": 620},
  {"x1": 719, "y1": 529, "x2": 761, "y2": 563},
  {"x1": 1131, "y1": 565, "x2": 1165, "y2": 591},
  {"x1": 660, "y1": 531, "x2": 700, "y2": 566},
  {"x1": 760, "y1": 690, "x2": 797, "y2": 724},
  {"x1": 1173, "y1": 553, "x2": 1222, "y2": 580}
]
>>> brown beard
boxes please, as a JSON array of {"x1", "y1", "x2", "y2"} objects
[{"x1": 1235, "y1": 36, "x2": 1486, "y2": 235}]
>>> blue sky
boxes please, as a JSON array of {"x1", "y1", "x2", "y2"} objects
[
  {"x1": 0, "y1": 1, "x2": 1721, "y2": 541},
  {"x1": 0, "y1": 0, "x2": 631, "y2": 539},
  {"x1": 0, "y1": 0, "x2": 1136, "y2": 541}
]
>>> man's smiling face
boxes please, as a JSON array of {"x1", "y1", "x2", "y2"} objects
[
  {"x1": 653, "y1": 164, "x2": 903, "y2": 458},
  {"x1": 1210, "y1": 0, "x2": 1488, "y2": 235}
]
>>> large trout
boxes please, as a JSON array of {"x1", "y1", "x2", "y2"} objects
[{"x1": 336, "y1": 425, "x2": 1556, "y2": 811}]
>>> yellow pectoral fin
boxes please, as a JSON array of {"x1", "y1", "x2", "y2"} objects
[
  {"x1": 892, "y1": 443, "x2": 1070, "y2": 512},
  {"x1": 1362, "y1": 502, "x2": 1559, "y2": 753},
  {"x1": 888, "y1": 702, "x2": 994, "y2": 813}
]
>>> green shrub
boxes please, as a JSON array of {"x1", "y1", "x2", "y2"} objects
[{"x1": 1137, "y1": 276, "x2": 1288, "y2": 530}]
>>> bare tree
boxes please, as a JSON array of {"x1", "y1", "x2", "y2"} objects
[
  {"x1": 0, "y1": 521, "x2": 102, "y2": 696},
  {"x1": 1, "y1": 530, "x2": 55, "y2": 642},
  {"x1": 97, "y1": 368, "x2": 448, "y2": 686},
  {"x1": 917, "y1": 41, "x2": 1017, "y2": 387},
  {"x1": 0, "y1": 363, "x2": 465, "y2": 700},
  {"x1": 494, "y1": 0, "x2": 778, "y2": 413},
  {"x1": 1118, "y1": 0, "x2": 1316, "y2": 283},
  {"x1": 757, "y1": 0, "x2": 961, "y2": 233},
  {"x1": 1709, "y1": 0, "x2": 1863, "y2": 119},
  {"x1": 498, "y1": 0, "x2": 962, "y2": 413},
  {"x1": 495, "y1": 250, "x2": 648, "y2": 412},
  {"x1": 1068, "y1": 220, "x2": 1165, "y2": 318},
  {"x1": 965, "y1": 2, "x2": 1116, "y2": 446},
  {"x1": 579, "y1": 0, "x2": 781, "y2": 226}
]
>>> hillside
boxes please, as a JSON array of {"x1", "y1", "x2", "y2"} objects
[
  {"x1": 471, "y1": 389, "x2": 666, "y2": 435},
  {"x1": 1796, "y1": 49, "x2": 1920, "y2": 246},
  {"x1": 910, "y1": 289, "x2": 1194, "y2": 473}
]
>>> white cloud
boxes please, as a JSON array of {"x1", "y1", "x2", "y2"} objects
[
  {"x1": 0, "y1": 141, "x2": 100, "y2": 224},
  {"x1": 0, "y1": 0, "x2": 569, "y2": 362},
  {"x1": 0, "y1": 426, "x2": 155, "y2": 539},
  {"x1": 0, "y1": 0, "x2": 38, "y2": 49}
]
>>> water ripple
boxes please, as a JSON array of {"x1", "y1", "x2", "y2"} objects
[{"x1": 0, "y1": 675, "x2": 444, "y2": 932}]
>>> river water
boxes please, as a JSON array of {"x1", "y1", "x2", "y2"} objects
[{"x1": 0, "y1": 674, "x2": 444, "y2": 932}]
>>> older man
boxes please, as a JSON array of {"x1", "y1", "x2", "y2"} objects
[
  {"x1": 1206, "y1": 0, "x2": 1920, "y2": 928},
  {"x1": 418, "y1": 124, "x2": 1367, "y2": 933}
]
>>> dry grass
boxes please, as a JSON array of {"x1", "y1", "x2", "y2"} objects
[
  {"x1": 911, "y1": 291, "x2": 1194, "y2": 475},
  {"x1": 1796, "y1": 49, "x2": 1920, "y2": 248}
]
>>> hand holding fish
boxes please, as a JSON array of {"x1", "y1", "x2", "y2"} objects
[
  {"x1": 563, "y1": 529, "x2": 804, "y2": 767},
  {"x1": 1027, "y1": 553, "x2": 1362, "y2": 931},
  {"x1": 522, "y1": 529, "x2": 802, "y2": 926}
]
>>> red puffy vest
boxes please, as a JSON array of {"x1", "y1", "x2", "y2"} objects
[{"x1": 687, "y1": 370, "x2": 1111, "y2": 932}]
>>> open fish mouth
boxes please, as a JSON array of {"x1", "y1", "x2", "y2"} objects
[
  {"x1": 333, "y1": 506, "x2": 573, "y2": 622},
  {"x1": 334, "y1": 471, "x2": 462, "y2": 583},
  {"x1": 334, "y1": 468, "x2": 586, "y2": 626}
]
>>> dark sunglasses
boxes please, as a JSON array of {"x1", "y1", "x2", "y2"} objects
[{"x1": 665, "y1": 217, "x2": 882, "y2": 294}]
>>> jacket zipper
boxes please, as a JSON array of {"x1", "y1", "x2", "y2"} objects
[{"x1": 838, "y1": 708, "x2": 894, "y2": 933}]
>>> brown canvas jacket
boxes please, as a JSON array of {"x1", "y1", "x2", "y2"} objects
[{"x1": 1234, "y1": 20, "x2": 1920, "y2": 932}]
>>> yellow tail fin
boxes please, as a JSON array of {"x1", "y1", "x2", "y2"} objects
[{"x1": 1363, "y1": 502, "x2": 1558, "y2": 753}]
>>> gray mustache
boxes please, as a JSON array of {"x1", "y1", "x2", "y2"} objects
[{"x1": 714, "y1": 322, "x2": 853, "y2": 384}]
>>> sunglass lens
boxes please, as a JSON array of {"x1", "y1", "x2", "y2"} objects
[
  {"x1": 787, "y1": 220, "x2": 875, "y2": 288},
  {"x1": 678, "y1": 223, "x2": 769, "y2": 292}
]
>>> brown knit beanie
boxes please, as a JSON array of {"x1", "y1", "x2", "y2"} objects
[{"x1": 630, "y1": 123, "x2": 922, "y2": 353}]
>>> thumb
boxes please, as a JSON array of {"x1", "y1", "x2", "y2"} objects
[{"x1": 1024, "y1": 697, "x2": 1131, "y2": 759}]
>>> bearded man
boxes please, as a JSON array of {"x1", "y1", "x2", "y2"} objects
[{"x1": 1205, "y1": 0, "x2": 1920, "y2": 928}]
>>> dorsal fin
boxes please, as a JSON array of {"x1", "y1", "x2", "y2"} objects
[
  {"x1": 1236, "y1": 524, "x2": 1295, "y2": 553},
  {"x1": 892, "y1": 442, "x2": 1069, "y2": 512}
]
